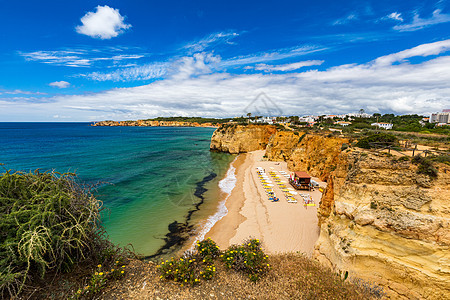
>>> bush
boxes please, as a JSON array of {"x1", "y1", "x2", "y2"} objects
[
  {"x1": 221, "y1": 239, "x2": 270, "y2": 282},
  {"x1": 356, "y1": 133, "x2": 398, "y2": 149},
  {"x1": 411, "y1": 156, "x2": 438, "y2": 177},
  {"x1": 0, "y1": 169, "x2": 129, "y2": 298},
  {"x1": 158, "y1": 238, "x2": 270, "y2": 285}
]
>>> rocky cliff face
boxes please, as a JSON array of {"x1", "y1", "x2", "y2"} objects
[
  {"x1": 210, "y1": 126, "x2": 450, "y2": 298},
  {"x1": 210, "y1": 124, "x2": 277, "y2": 154},
  {"x1": 315, "y1": 150, "x2": 450, "y2": 299},
  {"x1": 265, "y1": 132, "x2": 348, "y2": 181}
]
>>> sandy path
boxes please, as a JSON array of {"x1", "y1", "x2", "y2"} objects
[{"x1": 206, "y1": 150, "x2": 323, "y2": 256}]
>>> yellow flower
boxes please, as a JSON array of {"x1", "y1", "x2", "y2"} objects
[
  {"x1": 97, "y1": 264, "x2": 101, "y2": 268},
  {"x1": 111, "y1": 269, "x2": 115, "y2": 272},
  {"x1": 116, "y1": 260, "x2": 119, "y2": 264},
  {"x1": 121, "y1": 270, "x2": 124, "y2": 274},
  {"x1": 94, "y1": 272, "x2": 98, "y2": 275},
  {"x1": 122, "y1": 265, "x2": 125, "y2": 268},
  {"x1": 99, "y1": 272, "x2": 103, "y2": 276}
]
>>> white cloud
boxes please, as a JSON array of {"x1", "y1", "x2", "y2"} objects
[
  {"x1": 221, "y1": 45, "x2": 327, "y2": 68},
  {"x1": 76, "y1": 5, "x2": 131, "y2": 39},
  {"x1": 333, "y1": 13, "x2": 358, "y2": 25},
  {"x1": 3, "y1": 40, "x2": 450, "y2": 121},
  {"x1": 394, "y1": 9, "x2": 450, "y2": 31},
  {"x1": 77, "y1": 45, "x2": 324, "y2": 82},
  {"x1": 254, "y1": 60, "x2": 324, "y2": 72},
  {"x1": 49, "y1": 81, "x2": 71, "y2": 88},
  {"x1": 81, "y1": 63, "x2": 168, "y2": 82},
  {"x1": 183, "y1": 32, "x2": 239, "y2": 53},
  {"x1": 19, "y1": 47, "x2": 146, "y2": 67},
  {"x1": 374, "y1": 39, "x2": 450, "y2": 66},
  {"x1": 386, "y1": 12, "x2": 404, "y2": 22}
]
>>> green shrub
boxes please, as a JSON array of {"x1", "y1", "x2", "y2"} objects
[
  {"x1": 430, "y1": 154, "x2": 450, "y2": 165},
  {"x1": 356, "y1": 133, "x2": 398, "y2": 149},
  {"x1": 0, "y1": 170, "x2": 125, "y2": 298},
  {"x1": 411, "y1": 156, "x2": 438, "y2": 177},
  {"x1": 196, "y1": 238, "x2": 221, "y2": 260},
  {"x1": 398, "y1": 156, "x2": 410, "y2": 162},
  {"x1": 158, "y1": 238, "x2": 270, "y2": 285},
  {"x1": 221, "y1": 239, "x2": 270, "y2": 282},
  {"x1": 158, "y1": 256, "x2": 201, "y2": 286},
  {"x1": 341, "y1": 143, "x2": 349, "y2": 151}
]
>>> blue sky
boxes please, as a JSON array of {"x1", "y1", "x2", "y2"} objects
[{"x1": 1, "y1": 0, "x2": 450, "y2": 121}]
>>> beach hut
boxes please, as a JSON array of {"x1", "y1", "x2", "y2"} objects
[{"x1": 289, "y1": 171, "x2": 311, "y2": 190}]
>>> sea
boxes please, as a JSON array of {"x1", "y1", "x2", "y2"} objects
[{"x1": 0, "y1": 122, "x2": 236, "y2": 257}]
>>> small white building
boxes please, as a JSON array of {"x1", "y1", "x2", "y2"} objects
[
  {"x1": 334, "y1": 121, "x2": 352, "y2": 127},
  {"x1": 371, "y1": 122, "x2": 393, "y2": 130},
  {"x1": 256, "y1": 117, "x2": 277, "y2": 124}
]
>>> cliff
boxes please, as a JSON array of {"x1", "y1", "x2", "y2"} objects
[
  {"x1": 209, "y1": 125, "x2": 450, "y2": 299},
  {"x1": 92, "y1": 120, "x2": 215, "y2": 127},
  {"x1": 314, "y1": 150, "x2": 450, "y2": 299},
  {"x1": 265, "y1": 132, "x2": 348, "y2": 181},
  {"x1": 210, "y1": 124, "x2": 277, "y2": 154}
]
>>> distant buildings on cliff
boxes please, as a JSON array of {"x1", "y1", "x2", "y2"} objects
[{"x1": 429, "y1": 109, "x2": 450, "y2": 126}]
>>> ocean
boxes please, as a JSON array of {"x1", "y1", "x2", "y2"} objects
[{"x1": 0, "y1": 122, "x2": 235, "y2": 257}]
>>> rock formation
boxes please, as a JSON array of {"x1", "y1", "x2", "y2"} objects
[
  {"x1": 209, "y1": 124, "x2": 450, "y2": 299},
  {"x1": 315, "y1": 149, "x2": 450, "y2": 299},
  {"x1": 210, "y1": 124, "x2": 277, "y2": 154}
]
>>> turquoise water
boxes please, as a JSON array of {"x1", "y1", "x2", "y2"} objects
[{"x1": 0, "y1": 123, "x2": 234, "y2": 256}]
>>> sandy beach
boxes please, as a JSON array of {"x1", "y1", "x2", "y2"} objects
[{"x1": 206, "y1": 150, "x2": 324, "y2": 256}]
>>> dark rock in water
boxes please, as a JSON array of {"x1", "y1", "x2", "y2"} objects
[{"x1": 145, "y1": 172, "x2": 217, "y2": 260}]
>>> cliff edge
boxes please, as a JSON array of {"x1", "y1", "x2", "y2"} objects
[
  {"x1": 314, "y1": 149, "x2": 450, "y2": 299},
  {"x1": 210, "y1": 124, "x2": 277, "y2": 154}
]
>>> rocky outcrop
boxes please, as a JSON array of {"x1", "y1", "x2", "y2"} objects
[
  {"x1": 210, "y1": 126, "x2": 450, "y2": 298},
  {"x1": 92, "y1": 120, "x2": 215, "y2": 127},
  {"x1": 314, "y1": 150, "x2": 450, "y2": 299},
  {"x1": 210, "y1": 124, "x2": 277, "y2": 154},
  {"x1": 265, "y1": 132, "x2": 348, "y2": 182}
]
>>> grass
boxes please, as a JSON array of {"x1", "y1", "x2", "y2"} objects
[
  {"x1": 100, "y1": 252, "x2": 384, "y2": 299},
  {"x1": 0, "y1": 169, "x2": 132, "y2": 299}
]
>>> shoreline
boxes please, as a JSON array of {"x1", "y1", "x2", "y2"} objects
[{"x1": 205, "y1": 150, "x2": 323, "y2": 256}]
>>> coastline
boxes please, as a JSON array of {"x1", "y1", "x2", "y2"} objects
[{"x1": 205, "y1": 150, "x2": 322, "y2": 256}]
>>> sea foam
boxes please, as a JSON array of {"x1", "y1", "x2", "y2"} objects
[{"x1": 191, "y1": 157, "x2": 237, "y2": 247}]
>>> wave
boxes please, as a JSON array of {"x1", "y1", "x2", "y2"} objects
[{"x1": 191, "y1": 156, "x2": 238, "y2": 247}]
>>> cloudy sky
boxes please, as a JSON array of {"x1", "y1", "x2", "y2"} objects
[{"x1": 1, "y1": 0, "x2": 450, "y2": 121}]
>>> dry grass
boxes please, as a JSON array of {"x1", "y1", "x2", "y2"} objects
[{"x1": 97, "y1": 253, "x2": 383, "y2": 300}]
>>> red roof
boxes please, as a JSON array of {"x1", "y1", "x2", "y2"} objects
[{"x1": 294, "y1": 171, "x2": 311, "y2": 179}]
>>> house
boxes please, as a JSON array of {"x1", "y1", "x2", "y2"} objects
[
  {"x1": 371, "y1": 122, "x2": 393, "y2": 130},
  {"x1": 256, "y1": 117, "x2": 277, "y2": 124},
  {"x1": 334, "y1": 121, "x2": 352, "y2": 127}
]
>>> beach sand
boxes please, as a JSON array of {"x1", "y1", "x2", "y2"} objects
[{"x1": 206, "y1": 150, "x2": 323, "y2": 256}]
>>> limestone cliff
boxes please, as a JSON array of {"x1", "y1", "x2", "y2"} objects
[
  {"x1": 210, "y1": 126, "x2": 450, "y2": 298},
  {"x1": 210, "y1": 124, "x2": 277, "y2": 154},
  {"x1": 314, "y1": 150, "x2": 450, "y2": 299},
  {"x1": 265, "y1": 132, "x2": 348, "y2": 181}
]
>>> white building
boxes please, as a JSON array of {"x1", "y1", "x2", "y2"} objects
[
  {"x1": 256, "y1": 117, "x2": 277, "y2": 124},
  {"x1": 334, "y1": 121, "x2": 352, "y2": 126},
  {"x1": 371, "y1": 122, "x2": 393, "y2": 130},
  {"x1": 430, "y1": 111, "x2": 449, "y2": 124}
]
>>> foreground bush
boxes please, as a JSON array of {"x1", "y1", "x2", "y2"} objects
[
  {"x1": 158, "y1": 238, "x2": 270, "y2": 285},
  {"x1": 0, "y1": 169, "x2": 127, "y2": 298},
  {"x1": 221, "y1": 238, "x2": 270, "y2": 282}
]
